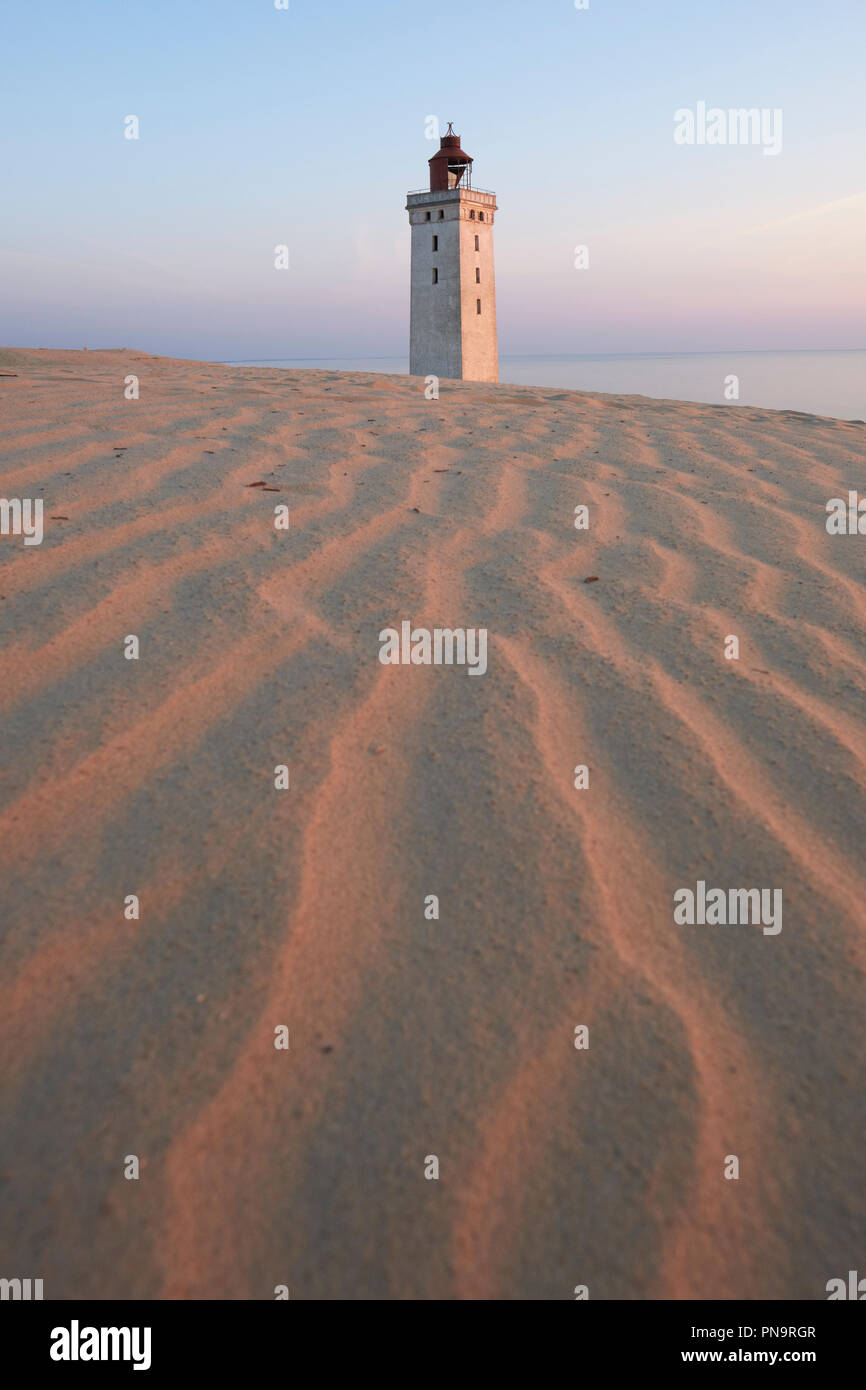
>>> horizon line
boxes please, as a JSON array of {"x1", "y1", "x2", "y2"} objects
[{"x1": 221, "y1": 347, "x2": 866, "y2": 364}]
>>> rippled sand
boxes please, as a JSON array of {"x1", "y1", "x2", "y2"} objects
[{"x1": 1, "y1": 347, "x2": 864, "y2": 1299}]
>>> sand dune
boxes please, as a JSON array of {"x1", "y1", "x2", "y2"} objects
[{"x1": 1, "y1": 348, "x2": 864, "y2": 1299}]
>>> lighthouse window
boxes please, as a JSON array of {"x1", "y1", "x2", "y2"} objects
[
  {"x1": 474, "y1": 235, "x2": 479, "y2": 251},
  {"x1": 432, "y1": 235, "x2": 438, "y2": 251},
  {"x1": 432, "y1": 268, "x2": 438, "y2": 284},
  {"x1": 438, "y1": 210, "x2": 444, "y2": 219},
  {"x1": 425, "y1": 211, "x2": 431, "y2": 221},
  {"x1": 476, "y1": 298, "x2": 482, "y2": 314},
  {"x1": 469, "y1": 210, "x2": 475, "y2": 219},
  {"x1": 476, "y1": 267, "x2": 481, "y2": 283},
  {"x1": 479, "y1": 212, "x2": 485, "y2": 222}
]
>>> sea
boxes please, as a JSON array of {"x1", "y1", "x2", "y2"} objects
[{"x1": 226, "y1": 350, "x2": 865, "y2": 422}]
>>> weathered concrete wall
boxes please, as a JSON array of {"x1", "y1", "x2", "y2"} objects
[
  {"x1": 408, "y1": 198, "x2": 462, "y2": 380},
  {"x1": 407, "y1": 188, "x2": 498, "y2": 383},
  {"x1": 459, "y1": 201, "x2": 498, "y2": 383}
]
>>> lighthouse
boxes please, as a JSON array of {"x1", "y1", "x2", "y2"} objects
[{"x1": 406, "y1": 125, "x2": 498, "y2": 383}]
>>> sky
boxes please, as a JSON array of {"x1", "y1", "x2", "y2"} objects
[{"x1": 2, "y1": 0, "x2": 865, "y2": 359}]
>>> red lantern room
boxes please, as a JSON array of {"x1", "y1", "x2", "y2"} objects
[{"x1": 428, "y1": 123, "x2": 473, "y2": 192}]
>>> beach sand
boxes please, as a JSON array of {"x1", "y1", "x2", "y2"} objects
[{"x1": 1, "y1": 347, "x2": 864, "y2": 1299}]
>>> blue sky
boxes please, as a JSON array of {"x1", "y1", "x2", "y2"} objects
[{"x1": 2, "y1": 0, "x2": 864, "y2": 357}]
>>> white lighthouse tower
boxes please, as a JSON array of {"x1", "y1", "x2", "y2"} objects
[{"x1": 406, "y1": 125, "x2": 498, "y2": 383}]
